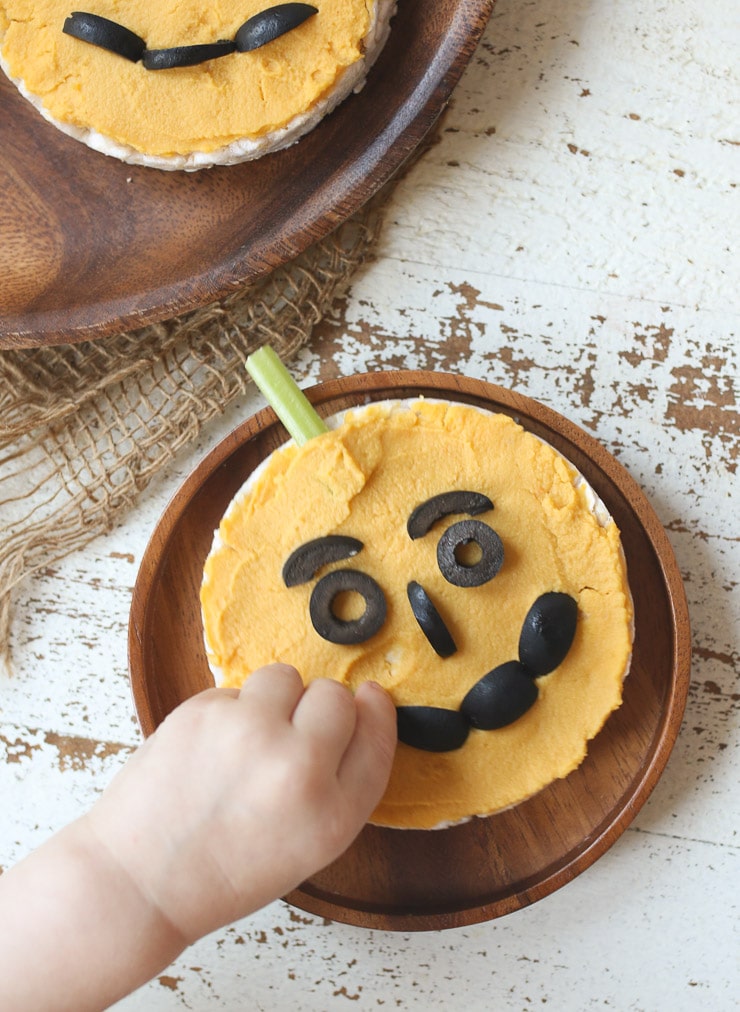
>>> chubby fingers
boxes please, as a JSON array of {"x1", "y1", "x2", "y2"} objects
[
  {"x1": 237, "y1": 662, "x2": 304, "y2": 718},
  {"x1": 336, "y1": 681, "x2": 397, "y2": 807},
  {"x1": 291, "y1": 677, "x2": 360, "y2": 764},
  {"x1": 237, "y1": 666, "x2": 397, "y2": 806},
  {"x1": 292, "y1": 677, "x2": 396, "y2": 833}
]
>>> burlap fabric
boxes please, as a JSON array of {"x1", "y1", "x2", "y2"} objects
[{"x1": 0, "y1": 192, "x2": 389, "y2": 661}]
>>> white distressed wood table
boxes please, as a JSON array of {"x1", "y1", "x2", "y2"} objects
[{"x1": 2, "y1": 0, "x2": 738, "y2": 1008}]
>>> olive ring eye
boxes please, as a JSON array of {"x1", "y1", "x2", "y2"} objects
[
  {"x1": 437, "y1": 519, "x2": 504, "y2": 587},
  {"x1": 309, "y1": 569, "x2": 387, "y2": 644}
]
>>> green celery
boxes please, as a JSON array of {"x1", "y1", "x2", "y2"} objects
[{"x1": 245, "y1": 345, "x2": 328, "y2": 446}]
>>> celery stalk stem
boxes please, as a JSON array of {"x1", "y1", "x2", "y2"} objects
[{"x1": 245, "y1": 345, "x2": 328, "y2": 446}]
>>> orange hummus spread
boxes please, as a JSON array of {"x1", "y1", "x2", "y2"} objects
[
  {"x1": 200, "y1": 400, "x2": 634, "y2": 829},
  {"x1": 0, "y1": 1, "x2": 394, "y2": 169}
]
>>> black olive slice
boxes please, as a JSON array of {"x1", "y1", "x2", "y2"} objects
[
  {"x1": 518, "y1": 592, "x2": 578, "y2": 677},
  {"x1": 143, "y1": 41, "x2": 236, "y2": 70},
  {"x1": 437, "y1": 519, "x2": 504, "y2": 587},
  {"x1": 235, "y1": 3, "x2": 318, "y2": 53},
  {"x1": 309, "y1": 569, "x2": 386, "y2": 645},
  {"x1": 407, "y1": 490, "x2": 494, "y2": 540},
  {"x1": 406, "y1": 581, "x2": 457, "y2": 658},
  {"x1": 63, "y1": 12, "x2": 146, "y2": 62},
  {"x1": 396, "y1": 706, "x2": 470, "y2": 752},
  {"x1": 283, "y1": 536, "x2": 364, "y2": 587},
  {"x1": 460, "y1": 661, "x2": 538, "y2": 730}
]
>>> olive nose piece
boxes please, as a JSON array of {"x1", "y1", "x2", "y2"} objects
[{"x1": 407, "y1": 581, "x2": 457, "y2": 658}]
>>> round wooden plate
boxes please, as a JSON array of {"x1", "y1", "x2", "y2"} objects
[
  {"x1": 129, "y1": 371, "x2": 691, "y2": 931},
  {"x1": 0, "y1": 1, "x2": 494, "y2": 349}
]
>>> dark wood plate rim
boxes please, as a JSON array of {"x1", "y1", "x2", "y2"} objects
[
  {"x1": 128, "y1": 370, "x2": 691, "y2": 931},
  {"x1": 0, "y1": 1, "x2": 495, "y2": 347}
]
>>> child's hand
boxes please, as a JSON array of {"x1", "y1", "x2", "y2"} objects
[{"x1": 84, "y1": 664, "x2": 397, "y2": 944}]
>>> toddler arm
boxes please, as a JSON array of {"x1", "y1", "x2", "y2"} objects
[{"x1": 0, "y1": 664, "x2": 396, "y2": 1010}]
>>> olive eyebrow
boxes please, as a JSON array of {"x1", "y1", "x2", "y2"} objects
[
  {"x1": 406, "y1": 490, "x2": 494, "y2": 540},
  {"x1": 282, "y1": 535, "x2": 364, "y2": 587}
]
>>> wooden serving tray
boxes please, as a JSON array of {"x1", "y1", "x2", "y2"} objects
[
  {"x1": 128, "y1": 371, "x2": 691, "y2": 930},
  {"x1": 0, "y1": 0, "x2": 494, "y2": 348}
]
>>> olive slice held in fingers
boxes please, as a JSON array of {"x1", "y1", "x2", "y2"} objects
[
  {"x1": 236, "y1": 4, "x2": 319, "y2": 52},
  {"x1": 62, "y1": 12, "x2": 146, "y2": 62}
]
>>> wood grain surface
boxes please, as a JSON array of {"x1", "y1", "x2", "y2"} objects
[
  {"x1": 129, "y1": 371, "x2": 690, "y2": 930},
  {"x1": 0, "y1": 0, "x2": 493, "y2": 348}
]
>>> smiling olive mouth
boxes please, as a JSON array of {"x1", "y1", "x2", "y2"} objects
[
  {"x1": 62, "y1": 4, "x2": 319, "y2": 70},
  {"x1": 396, "y1": 591, "x2": 579, "y2": 752}
]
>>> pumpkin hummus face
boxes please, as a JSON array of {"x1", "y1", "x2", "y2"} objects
[
  {"x1": 0, "y1": 1, "x2": 394, "y2": 168},
  {"x1": 201, "y1": 401, "x2": 634, "y2": 829}
]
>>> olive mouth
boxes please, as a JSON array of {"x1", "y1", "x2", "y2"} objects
[
  {"x1": 62, "y1": 5, "x2": 319, "y2": 70},
  {"x1": 396, "y1": 590, "x2": 578, "y2": 752}
]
